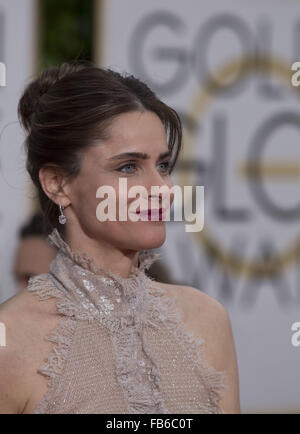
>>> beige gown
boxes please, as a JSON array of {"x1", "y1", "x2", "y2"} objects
[{"x1": 27, "y1": 229, "x2": 228, "y2": 414}]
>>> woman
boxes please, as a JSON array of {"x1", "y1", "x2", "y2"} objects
[{"x1": 0, "y1": 61, "x2": 240, "y2": 414}]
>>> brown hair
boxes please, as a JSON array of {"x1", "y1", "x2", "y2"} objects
[{"x1": 18, "y1": 60, "x2": 182, "y2": 235}]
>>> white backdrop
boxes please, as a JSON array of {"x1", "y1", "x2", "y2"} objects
[
  {"x1": 0, "y1": 0, "x2": 37, "y2": 303},
  {"x1": 97, "y1": 0, "x2": 300, "y2": 412}
]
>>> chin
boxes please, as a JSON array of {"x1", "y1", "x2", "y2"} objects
[{"x1": 135, "y1": 228, "x2": 166, "y2": 250}]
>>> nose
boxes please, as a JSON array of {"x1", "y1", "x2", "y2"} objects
[{"x1": 146, "y1": 168, "x2": 174, "y2": 209}]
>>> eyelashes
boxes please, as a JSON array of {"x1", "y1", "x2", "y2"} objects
[{"x1": 116, "y1": 161, "x2": 171, "y2": 175}]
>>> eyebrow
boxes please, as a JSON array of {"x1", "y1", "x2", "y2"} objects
[{"x1": 108, "y1": 150, "x2": 172, "y2": 162}]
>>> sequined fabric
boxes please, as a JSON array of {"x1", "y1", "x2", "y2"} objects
[{"x1": 27, "y1": 228, "x2": 229, "y2": 414}]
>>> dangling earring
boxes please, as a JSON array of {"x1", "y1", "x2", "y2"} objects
[{"x1": 58, "y1": 204, "x2": 67, "y2": 225}]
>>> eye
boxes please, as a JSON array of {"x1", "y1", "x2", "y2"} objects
[
  {"x1": 159, "y1": 161, "x2": 171, "y2": 174},
  {"x1": 117, "y1": 162, "x2": 137, "y2": 174},
  {"x1": 116, "y1": 160, "x2": 171, "y2": 175}
]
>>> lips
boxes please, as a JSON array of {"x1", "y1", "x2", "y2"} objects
[{"x1": 136, "y1": 208, "x2": 165, "y2": 219}]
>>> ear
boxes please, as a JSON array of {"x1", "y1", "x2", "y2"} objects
[{"x1": 39, "y1": 165, "x2": 71, "y2": 207}]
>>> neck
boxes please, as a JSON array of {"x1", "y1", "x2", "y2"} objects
[{"x1": 64, "y1": 224, "x2": 140, "y2": 279}]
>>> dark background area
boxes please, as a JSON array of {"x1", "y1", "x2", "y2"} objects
[{"x1": 39, "y1": 0, "x2": 94, "y2": 70}]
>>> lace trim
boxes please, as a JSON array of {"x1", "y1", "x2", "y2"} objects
[
  {"x1": 108, "y1": 300, "x2": 168, "y2": 412},
  {"x1": 27, "y1": 273, "x2": 78, "y2": 414},
  {"x1": 96, "y1": 271, "x2": 168, "y2": 414},
  {"x1": 47, "y1": 228, "x2": 160, "y2": 276},
  {"x1": 144, "y1": 281, "x2": 229, "y2": 414}
]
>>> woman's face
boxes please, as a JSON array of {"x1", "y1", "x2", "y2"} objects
[{"x1": 65, "y1": 110, "x2": 175, "y2": 253}]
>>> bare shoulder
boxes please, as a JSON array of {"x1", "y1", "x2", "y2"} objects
[
  {"x1": 154, "y1": 281, "x2": 241, "y2": 413},
  {"x1": 154, "y1": 281, "x2": 228, "y2": 326},
  {"x1": 0, "y1": 290, "x2": 34, "y2": 413},
  {"x1": 0, "y1": 286, "x2": 58, "y2": 414},
  {"x1": 153, "y1": 281, "x2": 231, "y2": 363}
]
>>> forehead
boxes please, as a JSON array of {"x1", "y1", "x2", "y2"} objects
[{"x1": 89, "y1": 110, "x2": 168, "y2": 159}]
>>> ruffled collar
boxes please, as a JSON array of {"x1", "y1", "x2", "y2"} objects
[
  {"x1": 45, "y1": 228, "x2": 162, "y2": 331},
  {"x1": 47, "y1": 228, "x2": 161, "y2": 281}
]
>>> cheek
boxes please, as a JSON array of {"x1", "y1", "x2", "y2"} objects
[
  {"x1": 157, "y1": 178, "x2": 175, "y2": 210},
  {"x1": 93, "y1": 178, "x2": 124, "y2": 223},
  {"x1": 70, "y1": 175, "x2": 103, "y2": 222}
]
